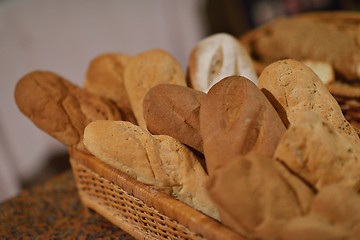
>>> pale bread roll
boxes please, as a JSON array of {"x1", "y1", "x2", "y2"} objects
[
  {"x1": 124, "y1": 49, "x2": 186, "y2": 129},
  {"x1": 188, "y1": 33, "x2": 258, "y2": 93},
  {"x1": 83, "y1": 120, "x2": 219, "y2": 219},
  {"x1": 302, "y1": 60, "x2": 335, "y2": 85}
]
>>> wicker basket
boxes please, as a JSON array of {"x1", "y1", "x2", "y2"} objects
[{"x1": 69, "y1": 148, "x2": 245, "y2": 240}]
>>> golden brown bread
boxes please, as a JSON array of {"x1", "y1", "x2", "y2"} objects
[
  {"x1": 258, "y1": 59, "x2": 360, "y2": 143},
  {"x1": 143, "y1": 83, "x2": 205, "y2": 153},
  {"x1": 200, "y1": 76, "x2": 286, "y2": 174},
  {"x1": 239, "y1": 12, "x2": 360, "y2": 133},
  {"x1": 281, "y1": 184, "x2": 360, "y2": 240},
  {"x1": 239, "y1": 13, "x2": 360, "y2": 81},
  {"x1": 124, "y1": 49, "x2": 187, "y2": 130},
  {"x1": 274, "y1": 111, "x2": 360, "y2": 191},
  {"x1": 83, "y1": 120, "x2": 219, "y2": 220},
  {"x1": 187, "y1": 33, "x2": 258, "y2": 93},
  {"x1": 14, "y1": 71, "x2": 123, "y2": 152},
  {"x1": 208, "y1": 153, "x2": 314, "y2": 239},
  {"x1": 84, "y1": 53, "x2": 136, "y2": 123}
]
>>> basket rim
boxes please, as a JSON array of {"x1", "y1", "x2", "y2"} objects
[{"x1": 68, "y1": 148, "x2": 245, "y2": 240}]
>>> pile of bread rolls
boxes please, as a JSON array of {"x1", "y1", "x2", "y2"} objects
[
  {"x1": 15, "y1": 12, "x2": 360, "y2": 240},
  {"x1": 240, "y1": 11, "x2": 360, "y2": 133}
]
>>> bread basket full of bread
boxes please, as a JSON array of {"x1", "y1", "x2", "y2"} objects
[{"x1": 14, "y1": 12, "x2": 360, "y2": 240}]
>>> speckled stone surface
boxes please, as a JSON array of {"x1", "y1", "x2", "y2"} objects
[{"x1": 0, "y1": 170, "x2": 135, "y2": 240}]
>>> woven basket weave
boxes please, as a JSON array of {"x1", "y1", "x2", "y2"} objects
[{"x1": 69, "y1": 148, "x2": 245, "y2": 240}]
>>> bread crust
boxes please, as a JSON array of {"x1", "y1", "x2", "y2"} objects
[
  {"x1": 240, "y1": 13, "x2": 360, "y2": 81},
  {"x1": 207, "y1": 153, "x2": 314, "y2": 239},
  {"x1": 188, "y1": 33, "x2": 257, "y2": 93},
  {"x1": 83, "y1": 120, "x2": 219, "y2": 219},
  {"x1": 274, "y1": 111, "x2": 360, "y2": 191},
  {"x1": 14, "y1": 71, "x2": 122, "y2": 151},
  {"x1": 84, "y1": 53, "x2": 136, "y2": 123},
  {"x1": 143, "y1": 83, "x2": 205, "y2": 153},
  {"x1": 200, "y1": 76, "x2": 285, "y2": 174},
  {"x1": 124, "y1": 49, "x2": 186, "y2": 130},
  {"x1": 258, "y1": 59, "x2": 360, "y2": 142}
]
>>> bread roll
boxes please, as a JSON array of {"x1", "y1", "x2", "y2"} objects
[
  {"x1": 124, "y1": 49, "x2": 186, "y2": 129},
  {"x1": 14, "y1": 71, "x2": 123, "y2": 152},
  {"x1": 200, "y1": 76, "x2": 285, "y2": 174},
  {"x1": 275, "y1": 111, "x2": 360, "y2": 191},
  {"x1": 281, "y1": 184, "x2": 360, "y2": 240},
  {"x1": 84, "y1": 53, "x2": 136, "y2": 123},
  {"x1": 239, "y1": 13, "x2": 360, "y2": 134},
  {"x1": 208, "y1": 153, "x2": 314, "y2": 239},
  {"x1": 258, "y1": 59, "x2": 360, "y2": 143},
  {"x1": 188, "y1": 33, "x2": 257, "y2": 93},
  {"x1": 143, "y1": 83, "x2": 205, "y2": 153},
  {"x1": 83, "y1": 120, "x2": 219, "y2": 219},
  {"x1": 239, "y1": 14, "x2": 360, "y2": 81}
]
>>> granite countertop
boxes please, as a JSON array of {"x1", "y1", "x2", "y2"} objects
[{"x1": 0, "y1": 170, "x2": 135, "y2": 239}]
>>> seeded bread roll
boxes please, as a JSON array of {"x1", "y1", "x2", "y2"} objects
[
  {"x1": 200, "y1": 76, "x2": 285, "y2": 174},
  {"x1": 208, "y1": 153, "x2": 314, "y2": 239},
  {"x1": 14, "y1": 71, "x2": 123, "y2": 152},
  {"x1": 143, "y1": 83, "x2": 205, "y2": 153},
  {"x1": 124, "y1": 49, "x2": 187, "y2": 130},
  {"x1": 258, "y1": 59, "x2": 360, "y2": 144},
  {"x1": 84, "y1": 53, "x2": 136, "y2": 123},
  {"x1": 83, "y1": 120, "x2": 219, "y2": 220},
  {"x1": 188, "y1": 33, "x2": 258, "y2": 93}
]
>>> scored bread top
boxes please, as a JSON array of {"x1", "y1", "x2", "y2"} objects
[
  {"x1": 143, "y1": 83, "x2": 205, "y2": 153},
  {"x1": 14, "y1": 71, "x2": 123, "y2": 151},
  {"x1": 124, "y1": 49, "x2": 186, "y2": 130},
  {"x1": 84, "y1": 53, "x2": 136, "y2": 124},
  {"x1": 200, "y1": 76, "x2": 285, "y2": 174}
]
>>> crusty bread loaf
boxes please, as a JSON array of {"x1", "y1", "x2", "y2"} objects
[
  {"x1": 239, "y1": 14, "x2": 360, "y2": 81},
  {"x1": 274, "y1": 111, "x2": 360, "y2": 191},
  {"x1": 188, "y1": 33, "x2": 257, "y2": 93},
  {"x1": 143, "y1": 83, "x2": 205, "y2": 153},
  {"x1": 124, "y1": 49, "x2": 187, "y2": 130},
  {"x1": 83, "y1": 120, "x2": 219, "y2": 220},
  {"x1": 281, "y1": 184, "x2": 360, "y2": 240},
  {"x1": 207, "y1": 152, "x2": 314, "y2": 239},
  {"x1": 200, "y1": 76, "x2": 285, "y2": 174},
  {"x1": 14, "y1": 71, "x2": 123, "y2": 152},
  {"x1": 84, "y1": 53, "x2": 136, "y2": 123},
  {"x1": 239, "y1": 12, "x2": 360, "y2": 134},
  {"x1": 258, "y1": 59, "x2": 360, "y2": 144}
]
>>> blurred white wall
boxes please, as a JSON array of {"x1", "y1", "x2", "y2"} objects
[{"x1": 0, "y1": 0, "x2": 207, "y2": 202}]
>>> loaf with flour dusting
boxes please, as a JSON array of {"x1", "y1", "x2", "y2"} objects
[{"x1": 83, "y1": 120, "x2": 219, "y2": 220}]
